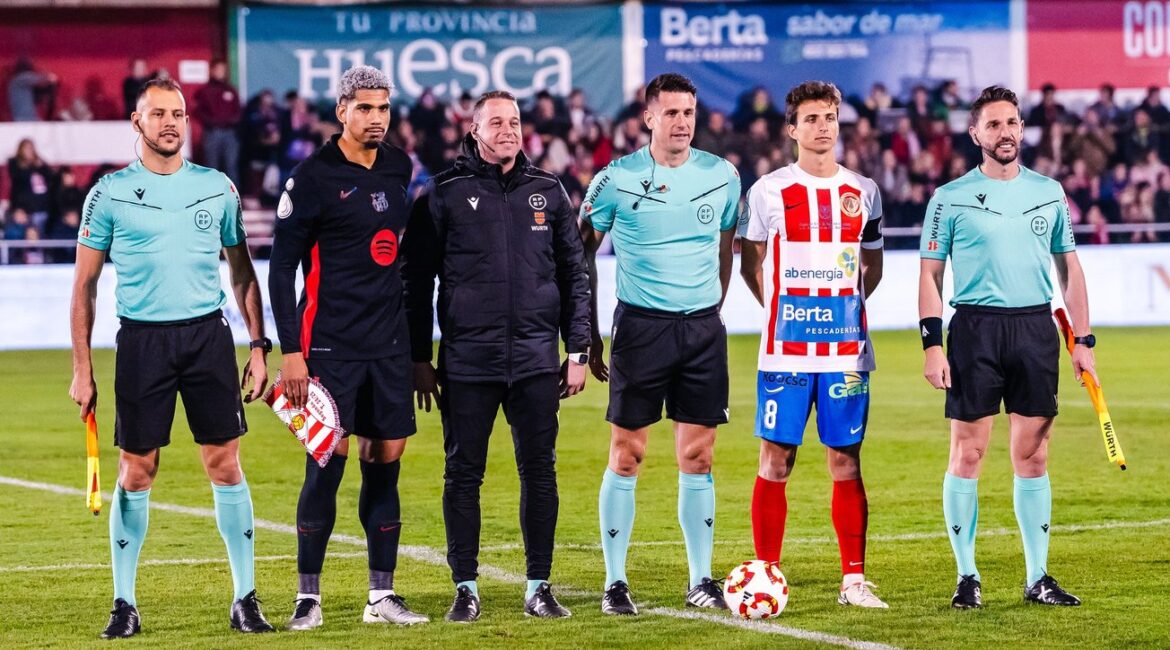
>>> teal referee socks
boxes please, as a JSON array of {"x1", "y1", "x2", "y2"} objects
[
  {"x1": 678, "y1": 472, "x2": 715, "y2": 589},
  {"x1": 599, "y1": 469, "x2": 637, "y2": 588},
  {"x1": 942, "y1": 473, "x2": 980, "y2": 581},
  {"x1": 1014, "y1": 474, "x2": 1052, "y2": 587},
  {"x1": 110, "y1": 485, "x2": 150, "y2": 606},
  {"x1": 212, "y1": 479, "x2": 256, "y2": 601}
]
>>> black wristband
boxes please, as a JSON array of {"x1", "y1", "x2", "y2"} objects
[{"x1": 920, "y1": 317, "x2": 944, "y2": 349}]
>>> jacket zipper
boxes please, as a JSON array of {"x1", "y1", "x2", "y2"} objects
[{"x1": 502, "y1": 180, "x2": 513, "y2": 386}]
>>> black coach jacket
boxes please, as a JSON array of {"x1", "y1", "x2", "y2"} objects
[{"x1": 402, "y1": 133, "x2": 591, "y2": 384}]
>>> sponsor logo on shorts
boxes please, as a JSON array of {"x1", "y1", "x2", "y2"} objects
[
  {"x1": 762, "y1": 372, "x2": 808, "y2": 387},
  {"x1": 828, "y1": 372, "x2": 868, "y2": 400}
]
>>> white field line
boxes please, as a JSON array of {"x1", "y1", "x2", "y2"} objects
[
  {"x1": 2, "y1": 474, "x2": 909, "y2": 649},
  {"x1": 0, "y1": 552, "x2": 367, "y2": 573},
  {"x1": 480, "y1": 518, "x2": 1170, "y2": 553}
]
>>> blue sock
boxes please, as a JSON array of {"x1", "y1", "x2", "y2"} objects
[
  {"x1": 525, "y1": 579, "x2": 546, "y2": 600},
  {"x1": 599, "y1": 469, "x2": 637, "y2": 589},
  {"x1": 456, "y1": 580, "x2": 478, "y2": 598},
  {"x1": 212, "y1": 479, "x2": 256, "y2": 601},
  {"x1": 1014, "y1": 474, "x2": 1052, "y2": 587},
  {"x1": 942, "y1": 473, "x2": 980, "y2": 581},
  {"x1": 110, "y1": 485, "x2": 150, "y2": 606},
  {"x1": 678, "y1": 472, "x2": 715, "y2": 589}
]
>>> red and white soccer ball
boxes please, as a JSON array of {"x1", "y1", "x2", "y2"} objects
[{"x1": 723, "y1": 560, "x2": 789, "y2": 620}]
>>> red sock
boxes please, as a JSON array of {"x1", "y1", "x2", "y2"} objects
[
  {"x1": 831, "y1": 479, "x2": 868, "y2": 575},
  {"x1": 751, "y1": 475, "x2": 787, "y2": 562}
]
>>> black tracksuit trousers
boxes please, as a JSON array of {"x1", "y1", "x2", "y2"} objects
[{"x1": 441, "y1": 372, "x2": 560, "y2": 583}]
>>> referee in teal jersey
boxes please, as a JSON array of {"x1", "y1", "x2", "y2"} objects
[
  {"x1": 580, "y1": 73, "x2": 741, "y2": 615},
  {"x1": 919, "y1": 86, "x2": 1096, "y2": 610},
  {"x1": 70, "y1": 78, "x2": 274, "y2": 637}
]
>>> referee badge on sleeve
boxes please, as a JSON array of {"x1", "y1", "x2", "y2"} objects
[{"x1": 277, "y1": 191, "x2": 293, "y2": 219}]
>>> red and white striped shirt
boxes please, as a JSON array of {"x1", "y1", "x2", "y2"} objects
[{"x1": 739, "y1": 163, "x2": 883, "y2": 373}]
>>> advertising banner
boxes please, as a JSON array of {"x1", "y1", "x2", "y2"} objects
[
  {"x1": 1028, "y1": 0, "x2": 1170, "y2": 90},
  {"x1": 643, "y1": 1, "x2": 1012, "y2": 114},
  {"x1": 235, "y1": 3, "x2": 624, "y2": 115}
]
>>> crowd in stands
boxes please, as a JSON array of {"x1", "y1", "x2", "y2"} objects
[{"x1": 4, "y1": 55, "x2": 1170, "y2": 263}]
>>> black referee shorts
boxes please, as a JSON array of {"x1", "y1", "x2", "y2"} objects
[
  {"x1": 946, "y1": 303, "x2": 1060, "y2": 421},
  {"x1": 607, "y1": 301, "x2": 729, "y2": 430},
  {"x1": 114, "y1": 310, "x2": 246, "y2": 452},
  {"x1": 308, "y1": 354, "x2": 416, "y2": 440}
]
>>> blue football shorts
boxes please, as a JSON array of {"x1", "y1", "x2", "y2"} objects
[{"x1": 753, "y1": 370, "x2": 870, "y2": 447}]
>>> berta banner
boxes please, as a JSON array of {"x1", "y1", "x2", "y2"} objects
[
  {"x1": 643, "y1": 1, "x2": 1012, "y2": 114},
  {"x1": 233, "y1": 3, "x2": 624, "y2": 115},
  {"x1": 1028, "y1": 0, "x2": 1170, "y2": 90}
]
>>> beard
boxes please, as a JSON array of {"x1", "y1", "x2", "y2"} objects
[
  {"x1": 144, "y1": 135, "x2": 181, "y2": 157},
  {"x1": 981, "y1": 138, "x2": 1018, "y2": 165}
]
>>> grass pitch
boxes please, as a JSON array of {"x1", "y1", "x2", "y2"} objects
[{"x1": 2, "y1": 328, "x2": 1168, "y2": 649}]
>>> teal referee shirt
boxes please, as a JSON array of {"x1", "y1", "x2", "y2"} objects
[
  {"x1": 581, "y1": 146, "x2": 741, "y2": 313},
  {"x1": 920, "y1": 165, "x2": 1075, "y2": 308},
  {"x1": 79, "y1": 160, "x2": 246, "y2": 321}
]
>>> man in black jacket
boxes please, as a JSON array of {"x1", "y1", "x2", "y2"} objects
[{"x1": 403, "y1": 90, "x2": 591, "y2": 622}]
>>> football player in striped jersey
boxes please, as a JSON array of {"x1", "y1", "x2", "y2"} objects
[{"x1": 738, "y1": 80, "x2": 888, "y2": 608}]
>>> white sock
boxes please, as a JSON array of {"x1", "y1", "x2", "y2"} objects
[
  {"x1": 842, "y1": 573, "x2": 865, "y2": 588},
  {"x1": 296, "y1": 592, "x2": 320, "y2": 603},
  {"x1": 368, "y1": 588, "x2": 395, "y2": 604}
]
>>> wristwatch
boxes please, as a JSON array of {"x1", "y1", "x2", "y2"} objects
[
  {"x1": 1073, "y1": 334, "x2": 1096, "y2": 348},
  {"x1": 249, "y1": 337, "x2": 273, "y2": 353},
  {"x1": 567, "y1": 352, "x2": 589, "y2": 365}
]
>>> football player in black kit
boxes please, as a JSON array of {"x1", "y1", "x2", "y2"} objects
[{"x1": 269, "y1": 65, "x2": 428, "y2": 629}]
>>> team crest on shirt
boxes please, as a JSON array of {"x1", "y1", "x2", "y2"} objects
[
  {"x1": 194, "y1": 209, "x2": 213, "y2": 230},
  {"x1": 529, "y1": 193, "x2": 547, "y2": 210},
  {"x1": 841, "y1": 192, "x2": 862, "y2": 218},
  {"x1": 1031, "y1": 216, "x2": 1049, "y2": 236},
  {"x1": 371, "y1": 191, "x2": 388, "y2": 213},
  {"x1": 697, "y1": 204, "x2": 715, "y2": 224},
  {"x1": 533, "y1": 211, "x2": 546, "y2": 225}
]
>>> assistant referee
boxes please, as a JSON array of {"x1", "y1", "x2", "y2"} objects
[
  {"x1": 919, "y1": 85, "x2": 1096, "y2": 610},
  {"x1": 70, "y1": 78, "x2": 273, "y2": 638}
]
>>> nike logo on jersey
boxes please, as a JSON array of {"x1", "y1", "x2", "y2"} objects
[
  {"x1": 763, "y1": 386, "x2": 784, "y2": 394},
  {"x1": 340, "y1": 186, "x2": 358, "y2": 200},
  {"x1": 784, "y1": 201, "x2": 806, "y2": 211},
  {"x1": 976, "y1": 193, "x2": 987, "y2": 205},
  {"x1": 850, "y1": 424, "x2": 863, "y2": 435},
  {"x1": 468, "y1": 196, "x2": 479, "y2": 210}
]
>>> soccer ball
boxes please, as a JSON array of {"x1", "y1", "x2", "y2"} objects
[{"x1": 723, "y1": 560, "x2": 789, "y2": 619}]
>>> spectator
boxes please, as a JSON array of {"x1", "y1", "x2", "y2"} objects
[
  {"x1": 47, "y1": 208, "x2": 80, "y2": 262},
  {"x1": 932, "y1": 79, "x2": 965, "y2": 121},
  {"x1": 567, "y1": 88, "x2": 597, "y2": 133},
  {"x1": 408, "y1": 88, "x2": 447, "y2": 140},
  {"x1": 7, "y1": 58, "x2": 57, "y2": 122},
  {"x1": 694, "y1": 110, "x2": 734, "y2": 157},
  {"x1": 890, "y1": 116, "x2": 921, "y2": 166},
  {"x1": 1087, "y1": 83, "x2": 1124, "y2": 132},
  {"x1": 1126, "y1": 181, "x2": 1158, "y2": 242},
  {"x1": 1066, "y1": 109, "x2": 1116, "y2": 178},
  {"x1": 51, "y1": 166, "x2": 85, "y2": 233},
  {"x1": 612, "y1": 115, "x2": 648, "y2": 156},
  {"x1": 4, "y1": 208, "x2": 30, "y2": 240},
  {"x1": 1084, "y1": 204, "x2": 1110, "y2": 245},
  {"x1": 1063, "y1": 159, "x2": 1097, "y2": 214},
  {"x1": 193, "y1": 59, "x2": 243, "y2": 184},
  {"x1": 278, "y1": 95, "x2": 322, "y2": 183},
  {"x1": 731, "y1": 86, "x2": 783, "y2": 133},
  {"x1": 876, "y1": 149, "x2": 910, "y2": 214},
  {"x1": 845, "y1": 116, "x2": 882, "y2": 175},
  {"x1": 859, "y1": 82, "x2": 895, "y2": 124},
  {"x1": 122, "y1": 58, "x2": 150, "y2": 119},
  {"x1": 82, "y1": 76, "x2": 120, "y2": 120},
  {"x1": 1141, "y1": 86, "x2": 1170, "y2": 128},
  {"x1": 925, "y1": 119, "x2": 953, "y2": 177},
  {"x1": 1122, "y1": 108, "x2": 1160, "y2": 166},
  {"x1": 1155, "y1": 172, "x2": 1170, "y2": 228},
  {"x1": 531, "y1": 91, "x2": 571, "y2": 142},
  {"x1": 1099, "y1": 162, "x2": 1129, "y2": 223},
  {"x1": 241, "y1": 89, "x2": 282, "y2": 199},
  {"x1": 580, "y1": 121, "x2": 613, "y2": 173},
  {"x1": 446, "y1": 91, "x2": 476, "y2": 134},
  {"x1": 614, "y1": 85, "x2": 646, "y2": 123},
  {"x1": 907, "y1": 85, "x2": 934, "y2": 141},
  {"x1": 1027, "y1": 83, "x2": 1069, "y2": 131},
  {"x1": 7, "y1": 139, "x2": 52, "y2": 234}
]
